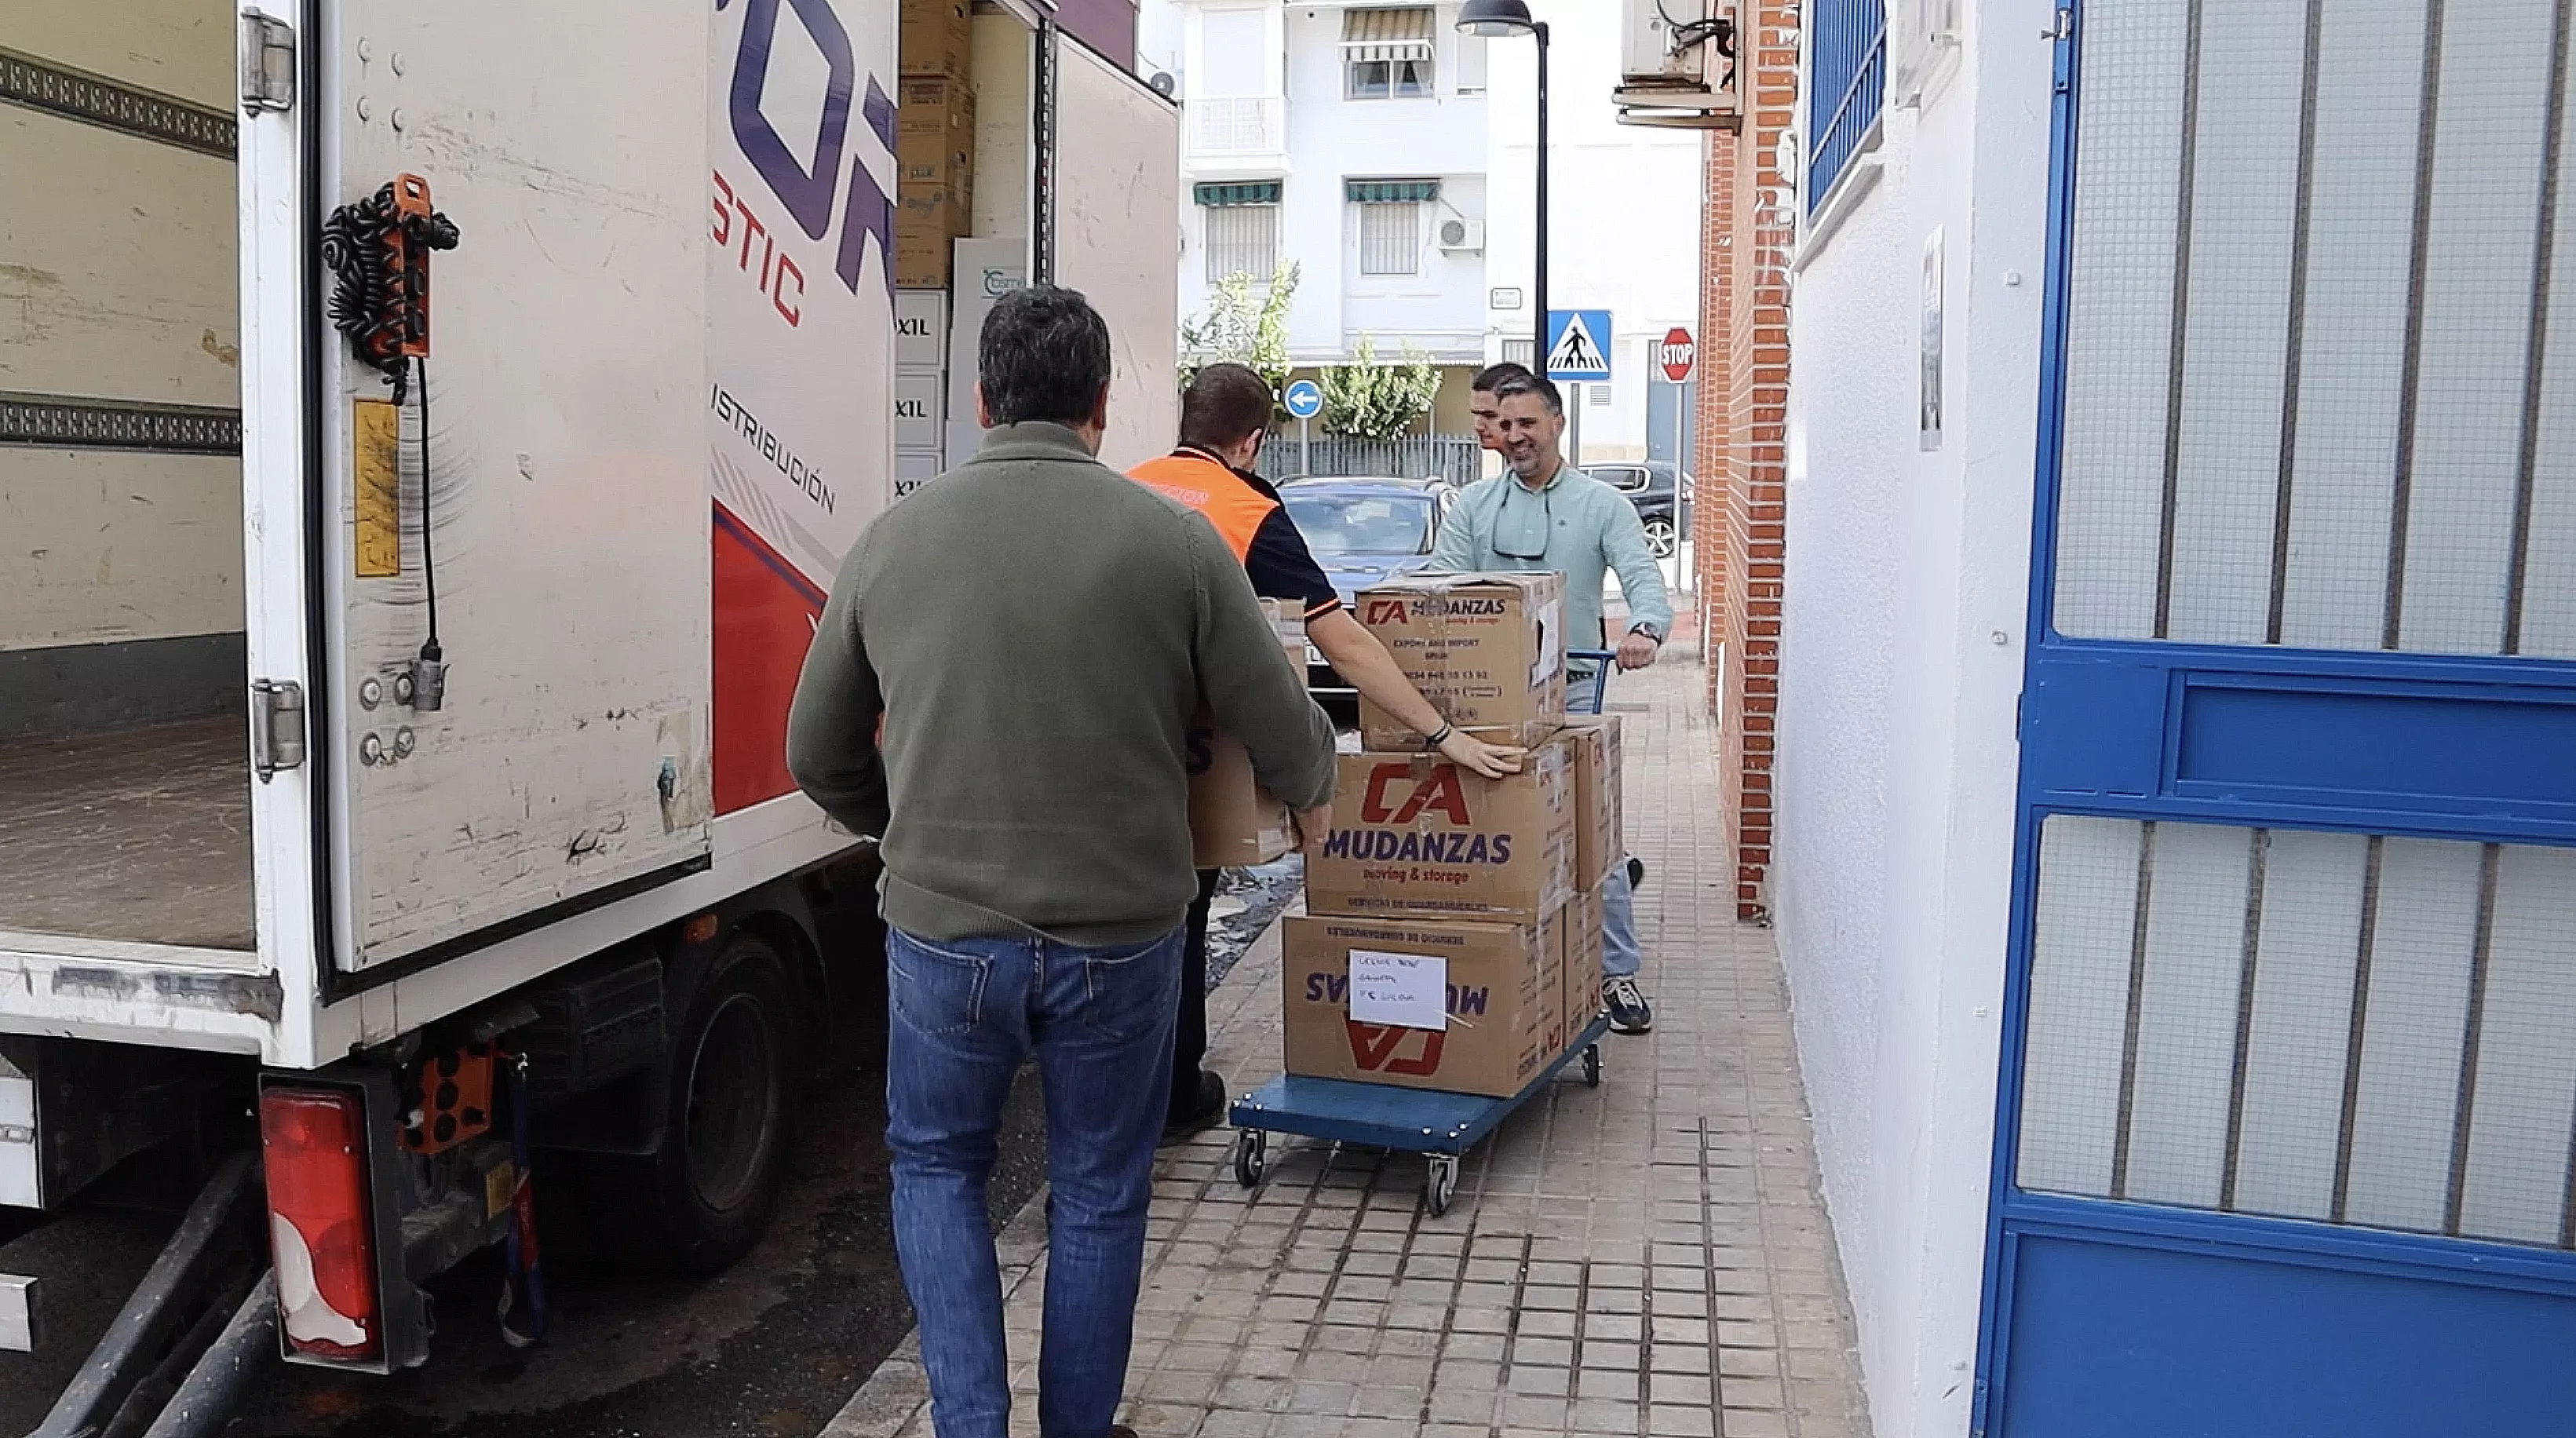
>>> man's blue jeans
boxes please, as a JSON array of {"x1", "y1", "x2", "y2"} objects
[
  {"x1": 1602, "y1": 860, "x2": 1643, "y2": 980},
  {"x1": 885, "y1": 925, "x2": 1183, "y2": 1438}
]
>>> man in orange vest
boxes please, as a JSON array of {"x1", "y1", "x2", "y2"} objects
[{"x1": 1132, "y1": 362, "x2": 1521, "y2": 1139}]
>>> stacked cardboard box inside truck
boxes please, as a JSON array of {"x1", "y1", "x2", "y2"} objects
[
  {"x1": 1283, "y1": 573, "x2": 1620, "y2": 1098},
  {"x1": 896, "y1": 0, "x2": 976, "y2": 288}
]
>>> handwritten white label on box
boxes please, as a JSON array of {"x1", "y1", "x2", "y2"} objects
[
  {"x1": 1349, "y1": 950, "x2": 1449, "y2": 1031},
  {"x1": 1532, "y1": 595, "x2": 1563, "y2": 687}
]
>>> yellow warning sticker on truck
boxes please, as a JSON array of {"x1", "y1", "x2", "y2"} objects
[{"x1": 354, "y1": 398, "x2": 403, "y2": 578}]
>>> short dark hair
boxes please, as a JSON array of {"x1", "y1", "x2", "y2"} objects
[
  {"x1": 1179, "y1": 363, "x2": 1275, "y2": 451},
  {"x1": 980, "y1": 285, "x2": 1113, "y2": 426},
  {"x1": 1494, "y1": 372, "x2": 1563, "y2": 416},
  {"x1": 1472, "y1": 361, "x2": 1534, "y2": 395}
]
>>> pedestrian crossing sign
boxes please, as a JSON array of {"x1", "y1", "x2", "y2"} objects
[{"x1": 1545, "y1": 309, "x2": 1613, "y2": 382}]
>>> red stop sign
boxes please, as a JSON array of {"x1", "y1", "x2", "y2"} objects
[{"x1": 1657, "y1": 327, "x2": 1696, "y2": 384}]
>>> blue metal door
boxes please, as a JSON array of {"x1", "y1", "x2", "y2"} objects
[{"x1": 1981, "y1": 1, "x2": 2576, "y2": 1433}]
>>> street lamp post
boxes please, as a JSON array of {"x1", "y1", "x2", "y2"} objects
[{"x1": 1458, "y1": 0, "x2": 1549, "y2": 371}]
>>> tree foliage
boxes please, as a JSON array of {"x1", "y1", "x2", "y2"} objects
[
  {"x1": 1180, "y1": 261, "x2": 1299, "y2": 396},
  {"x1": 1316, "y1": 334, "x2": 1440, "y2": 441}
]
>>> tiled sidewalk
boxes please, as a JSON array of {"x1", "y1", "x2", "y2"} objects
[{"x1": 825, "y1": 658, "x2": 1871, "y2": 1438}]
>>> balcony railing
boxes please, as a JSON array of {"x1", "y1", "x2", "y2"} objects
[{"x1": 1188, "y1": 94, "x2": 1286, "y2": 157}]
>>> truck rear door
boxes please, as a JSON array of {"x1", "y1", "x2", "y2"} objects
[
  {"x1": 246, "y1": 2, "x2": 724, "y2": 987},
  {"x1": 1046, "y1": 31, "x2": 1180, "y2": 475}
]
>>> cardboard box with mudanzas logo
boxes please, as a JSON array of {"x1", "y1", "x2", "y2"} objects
[
  {"x1": 1307, "y1": 738, "x2": 1574, "y2": 925},
  {"x1": 1188, "y1": 600, "x2": 1312, "y2": 868},
  {"x1": 1561, "y1": 714, "x2": 1623, "y2": 889},
  {"x1": 1283, "y1": 914, "x2": 1554, "y2": 1097},
  {"x1": 1355, "y1": 572, "x2": 1567, "y2": 750}
]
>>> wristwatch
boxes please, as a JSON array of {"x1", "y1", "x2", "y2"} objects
[{"x1": 1629, "y1": 622, "x2": 1664, "y2": 644}]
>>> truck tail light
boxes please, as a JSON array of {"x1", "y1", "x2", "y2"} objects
[{"x1": 258, "y1": 1087, "x2": 382, "y2": 1363}]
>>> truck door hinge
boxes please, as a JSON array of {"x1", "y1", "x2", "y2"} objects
[
  {"x1": 251, "y1": 679, "x2": 308, "y2": 781},
  {"x1": 239, "y1": 9, "x2": 297, "y2": 114},
  {"x1": 2042, "y1": 7, "x2": 2074, "y2": 42}
]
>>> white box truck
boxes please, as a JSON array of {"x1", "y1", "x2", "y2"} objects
[{"x1": 0, "y1": 0, "x2": 1177, "y2": 1426}]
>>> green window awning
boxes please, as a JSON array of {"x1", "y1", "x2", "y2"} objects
[
  {"x1": 1345, "y1": 179, "x2": 1439, "y2": 205},
  {"x1": 1195, "y1": 181, "x2": 1282, "y2": 207}
]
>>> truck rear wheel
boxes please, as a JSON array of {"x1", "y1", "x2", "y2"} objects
[{"x1": 580, "y1": 934, "x2": 794, "y2": 1274}]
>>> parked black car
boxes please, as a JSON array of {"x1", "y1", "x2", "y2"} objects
[{"x1": 1582, "y1": 462, "x2": 1693, "y2": 559}]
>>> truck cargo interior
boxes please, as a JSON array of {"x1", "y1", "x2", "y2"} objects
[{"x1": 1, "y1": 5, "x2": 252, "y2": 954}]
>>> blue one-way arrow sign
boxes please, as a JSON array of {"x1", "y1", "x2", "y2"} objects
[
  {"x1": 1282, "y1": 378, "x2": 1324, "y2": 419},
  {"x1": 1545, "y1": 309, "x2": 1613, "y2": 383}
]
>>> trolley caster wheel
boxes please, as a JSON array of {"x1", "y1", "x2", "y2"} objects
[
  {"x1": 1234, "y1": 1129, "x2": 1268, "y2": 1188},
  {"x1": 1425, "y1": 1155, "x2": 1459, "y2": 1217},
  {"x1": 1582, "y1": 1044, "x2": 1603, "y2": 1088}
]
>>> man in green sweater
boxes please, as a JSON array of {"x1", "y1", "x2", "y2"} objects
[{"x1": 786, "y1": 286, "x2": 1336, "y2": 1438}]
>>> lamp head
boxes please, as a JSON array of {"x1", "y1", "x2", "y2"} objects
[{"x1": 1457, "y1": 0, "x2": 1538, "y2": 37}]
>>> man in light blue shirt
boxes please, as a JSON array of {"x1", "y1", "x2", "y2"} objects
[{"x1": 1436, "y1": 370, "x2": 1672, "y2": 1035}]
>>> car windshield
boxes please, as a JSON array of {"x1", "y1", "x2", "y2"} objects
[
  {"x1": 1593, "y1": 466, "x2": 1650, "y2": 492},
  {"x1": 1281, "y1": 492, "x2": 1436, "y2": 557}
]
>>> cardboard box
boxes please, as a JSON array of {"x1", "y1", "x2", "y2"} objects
[
  {"x1": 900, "y1": 0, "x2": 974, "y2": 79},
  {"x1": 894, "y1": 289, "x2": 950, "y2": 370},
  {"x1": 1565, "y1": 885, "x2": 1604, "y2": 1033},
  {"x1": 1187, "y1": 600, "x2": 1310, "y2": 869},
  {"x1": 1536, "y1": 900, "x2": 1570, "y2": 1063},
  {"x1": 898, "y1": 77, "x2": 977, "y2": 193},
  {"x1": 1356, "y1": 572, "x2": 1567, "y2": 750},
  {"x1": 1307, "y1": 735, "x2": 1575, "y2": 926},
  {"x1": 895, "y1": 195, "x2": 972, "y2": 289},
  {"x1": 1283, "y1": 914, "x2": 1553, "y2": 1097},
  {"x1": 894, "y1": 371, "x2": 943, "y2": 451},
  {"x1": 1561, "y1": 715, "x2": 1624, "y2": 889},
  {"x1": 1189, "y1": 728, "x2": 1295, "y2": 868}
]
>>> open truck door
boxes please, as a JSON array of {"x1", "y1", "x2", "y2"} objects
[
  {"x1": 240, "y1": 0, "x2": 902, "y2": 1015},
  {"x1": 281, "y1": 4, "x2": 717, "y2": 991},
  {"x1": 1045, "y1": 28, "x2": 1180, "y2": 475}
]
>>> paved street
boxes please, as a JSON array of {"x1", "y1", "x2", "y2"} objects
[{"x1": 826, "y1": 655, "x2": 1872, "y2": 1438}]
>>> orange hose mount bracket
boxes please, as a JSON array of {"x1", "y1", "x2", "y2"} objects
[
  {"x1": 323, "y1": 173, "x2": 461, "y2": 710},
  {"x1": 322, "y1": 173, "x2": 458, "y2": 396}
]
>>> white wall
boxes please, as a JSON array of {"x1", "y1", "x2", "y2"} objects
[
  {"x1": 1169, "y1": 1, "x2": 1491, "y2": 365},
  {"x1": 1480, "y1": 0, "x2": 1702, "y2": 458},
  {"x1": 1771, "y1": 4, "x2": 2055, "y2": 1435},
  {"x1": 1138, "y1": 0, "x2": 1185, "y2": 80},
  {"x1": 1279, "y1": 2, "x2": 1488, "y2": 362}
]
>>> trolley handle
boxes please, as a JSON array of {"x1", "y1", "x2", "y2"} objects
[{"x1": 1567, "y1": 649, "x2": 1617, "y2": 716}]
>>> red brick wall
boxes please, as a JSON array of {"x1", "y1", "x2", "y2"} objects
[{"x1": 1695, "y1": 0, "x2": 1798, "y2": 922}]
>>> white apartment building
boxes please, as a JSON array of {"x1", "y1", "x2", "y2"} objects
[{"x1": 1139, "y1": 1, "x2": 1699, "y2": 461}]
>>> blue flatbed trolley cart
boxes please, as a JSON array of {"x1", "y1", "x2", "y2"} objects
[{"x1": 1228, "y1": 650, "x2": 1626, "y2": 1217}]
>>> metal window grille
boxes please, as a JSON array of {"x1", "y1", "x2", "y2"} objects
[
  {"x1": 1356, "y1": 202, "x2": 1421, "y2": 276},
  {"x1": 2018, "y1": 816, "x2": 2576, "y2": 1253},
  {"x1": 1204, "y1": 203, "x2": 1279, "y2": 283},
  {"x1": 1808, "y1": 0, "x2": 1888, "y2": 213}
]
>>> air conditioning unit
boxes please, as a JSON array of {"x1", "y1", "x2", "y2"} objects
[
  {"x1": 1615, "y1": 0, "x2": 1739, "y2": 130},
  {"x1": 1622, "y1": 0, "x2": 1710, "y2": 86},
  {"x1": 1438, "y1": 217, "x2": 1485, "y2": 253}
]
